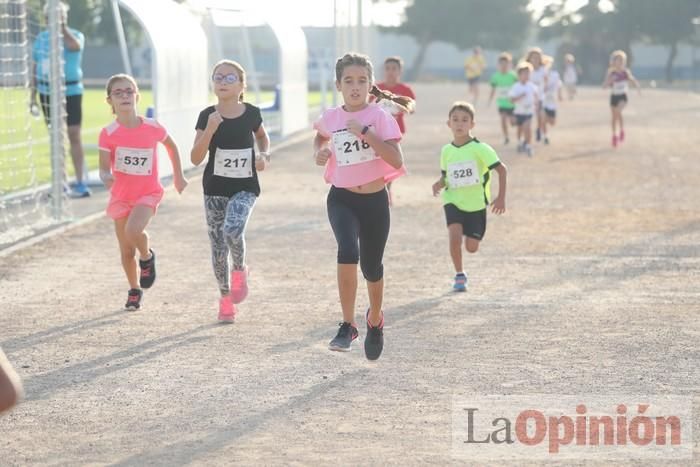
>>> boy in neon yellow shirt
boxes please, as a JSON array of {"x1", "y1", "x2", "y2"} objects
[{"x1": 432, "y1": 102, "x2": 507, "y2": 291}]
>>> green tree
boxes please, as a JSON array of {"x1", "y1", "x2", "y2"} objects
[
  {"x1": 32, "y1": 1, "x2": 145, "y2": 46},
  {"x1": 538, "y1": 0, "x2": 631, "y2": 84},
  {"x1": 390, "y1": 0, "x2": 532, "y2": 80},
  {"x1": 616, "y1": 0, "x2": 700, "y2": 82},
  {"x1": 540, "y1": 0, "x2": 700, "y2": 83}
]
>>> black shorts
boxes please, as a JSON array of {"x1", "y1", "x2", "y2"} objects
[
  {"x1": 514, "y1": 114, "x2": 532, "y2": 126},
  {"x1": 327, "y1": 186, "x2": 390, "y2": 282},
  {"x1": 444, "y1": 204, "x2": 486, "y2": 240},
  {"x1": 498, "y1": 107, "x2": 514, "y2": 116},
  {"x1": 39, "y1": 93, "x2": 82, "y2": 126},
  {"x1": 467, "y1": 76, "x2": 480, "y2": 85},
  {"x1": 545, "y1": 108, "x2": 556, "y2": 118},
  {"x1": 610, "y1": 93, "x2": 628, "y2": 107}
]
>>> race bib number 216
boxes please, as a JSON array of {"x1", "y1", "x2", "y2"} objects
[{"x1": 332, "y1": 129, "x2": 377, "y2": 167}]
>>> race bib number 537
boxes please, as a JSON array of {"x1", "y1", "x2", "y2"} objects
[{"x1": 115, "y1": 147, "x2": 154, "y2": 176}]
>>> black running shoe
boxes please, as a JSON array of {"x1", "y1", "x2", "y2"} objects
[
  {"x1": 364, "y1": 309, "x2": 384, "y2": 361},
  {"x1": 139, "y1": 249, "x2": 156, "y2": 289},
  {"x1": 125, "y1": 288, "x2": 143, "y2": 311},
  {"x1": 328, "y1": 322, "x2": 358, "y2": 352}
]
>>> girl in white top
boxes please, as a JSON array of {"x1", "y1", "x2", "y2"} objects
[
  {"x1": 508, "y1": 62, "x2": 539, "y2": 157},
  {"x1": 525, "y1": 47, "x2": 548, "y2": 144},
  {"x1": 563, "y1": 53, "x2": 580, "y2": 100},
  {"x1": 542, "y1": 56, "x2": 563, "y2": 145}
]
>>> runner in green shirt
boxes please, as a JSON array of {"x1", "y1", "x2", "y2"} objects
[
  {"x1": 432, "y1": 102, "x2": 508, "y2": 292},
  {"x1": 487, "y1": 52, "x2": 518, "y2": 145}
]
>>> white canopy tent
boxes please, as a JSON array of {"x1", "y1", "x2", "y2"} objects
[
  {"x1": 205, "y1": 4, "x2": 309, "y2": 136},
  {"x1": 266, "y1": 17, "x2": 308, "y2": 136},
  {"x1": 117, "y1": 0, "x2": 209, "y2": 174}
]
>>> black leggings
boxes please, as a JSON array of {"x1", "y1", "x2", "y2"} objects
[{"x1": 327, "y1": 186, "x2": 390, "y2": 282}]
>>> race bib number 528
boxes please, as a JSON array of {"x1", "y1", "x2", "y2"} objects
[{"x1": 447, "y1": 160, "x2": 480, "y2": 188}]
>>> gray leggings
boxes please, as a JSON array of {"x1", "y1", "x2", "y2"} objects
[{"x1": 204, "y1": 191, "x2": 257, "y2": 296}]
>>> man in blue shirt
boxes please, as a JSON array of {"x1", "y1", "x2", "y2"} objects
[{"x1": 31, "y1": 2, "x2": 90, "y2": 197}]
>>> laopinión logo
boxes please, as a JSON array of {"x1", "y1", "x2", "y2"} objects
[{"x1": 451, "y1": 395, "x2": 693, "y2": 460}]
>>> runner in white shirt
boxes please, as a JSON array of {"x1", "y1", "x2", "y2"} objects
[
  {"x1": 525, "y1": 47, "x2": 548, "y2": 144},
  {"x1": 542, "y1": 56, "x2": 563, "y2": 145},
  {"x1": 508, "y1": 62, "x2": 539, "y2": 157},
  {"x1": 563, "y1": 53, "x2": 579, "y2": 100}
]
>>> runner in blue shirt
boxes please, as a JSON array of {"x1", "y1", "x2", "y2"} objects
[{"x1": 31, "y1": 2, "x2": 90, "y2": 197}]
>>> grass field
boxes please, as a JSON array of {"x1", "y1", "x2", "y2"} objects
[
  {"x1": 0, "y1": 89, "x2": 323, "y2": 193},
  {"x1": 0, "y1": 88, "x2": 154, "y2": 193}
]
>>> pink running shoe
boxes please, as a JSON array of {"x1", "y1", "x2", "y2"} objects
[
  {"x1": 230, "y1": 266, "x2": 249, "y2": 304},
  {"x1": 218, "y1": 295, "x2": 236, "y2": 323},
  {"x1": 619, "y1": 130, "x2": 625, "y2": 142},
  {"x1": 612, "y1": 135, "x2": 618, "y2": 148}
]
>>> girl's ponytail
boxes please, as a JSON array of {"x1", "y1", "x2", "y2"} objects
[{"x1": 369, "y1": 85, "x2": 415, "y2": 114}]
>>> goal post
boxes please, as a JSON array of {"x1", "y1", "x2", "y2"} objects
[{"x1": 0, "y1": 0, "x2": 70, "y2": 248}]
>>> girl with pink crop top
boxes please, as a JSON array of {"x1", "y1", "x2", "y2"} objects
[
  {"x1": 98, "y1": 74, "x2": 188, "y2": 311},
  {"x1": 312, "y1": 52, "x2": 414, "y2": 360},
  {"x1": 603, "y1": 50, "x2": 641, "y2": 148}
]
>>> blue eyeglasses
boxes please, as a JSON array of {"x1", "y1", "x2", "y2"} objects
[{"x1": 213, "y1": 73, "x2": 240, "y2": 84}]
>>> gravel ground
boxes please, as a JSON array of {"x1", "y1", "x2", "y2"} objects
[{"x1": 1, "y1": 83, "x2": 698, "y2": 466}]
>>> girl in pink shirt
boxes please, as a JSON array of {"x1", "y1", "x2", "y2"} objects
[
  {"x1": 313, "y1": 52, "x2": 414, "y2": 360},
  {"x1": 98, "y1": 74, "x2": 188, "y2": 311}
]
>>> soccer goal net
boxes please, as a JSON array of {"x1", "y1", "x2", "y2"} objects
[{"x1": 0, "y1": 0, "x2": 69, "y2": 248}]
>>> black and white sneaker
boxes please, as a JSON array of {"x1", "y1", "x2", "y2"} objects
[
  {"x1": 364, "y1": 309, "x2": 384, "y2": 361},
  {"x1": 139, "y1": 249, "x2": 156, "y2": 289},
  {"x1": 328, "y1": 322, "x2": 358, "y2": 352},
  {"x1": 125, "y1": 288, "x2": 143, "y2": 311}
]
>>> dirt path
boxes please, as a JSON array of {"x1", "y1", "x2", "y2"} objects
[{"x1": 1, "y1": 84, "x2": 699, "y2": 466}]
